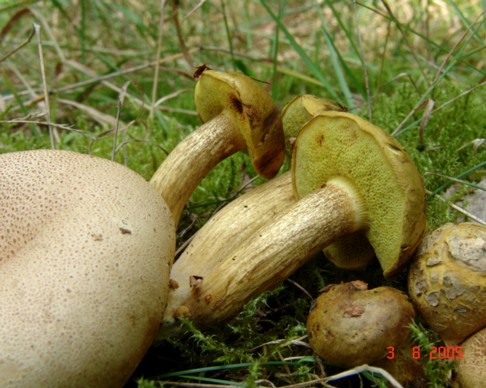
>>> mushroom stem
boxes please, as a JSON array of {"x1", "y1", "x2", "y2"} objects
[
  {"x1": 149, "y1": 68, "x2": 284, "y2": 226},
  {"x1": 150, "y1": 114, "x2": 244, "y2": 226},
  {"x1": 160, "y1": 178, "x2": 365, "y2": 334},
  {"x1": 168, "y1": 172, "x2": 294, "y2": 285}
]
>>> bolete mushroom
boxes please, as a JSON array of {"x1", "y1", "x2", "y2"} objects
[
  {"x1": 293, "y1": 111, "x2": 426, "y2": 276},
  {"x1": 159, "y1": 110, "x2": 426, "y2": 334},
  {"x1": 156, "y1": 95, "x2": 341, "y2": 339},
  {"x1": 0, "y1": 150, "x2": 174, "y2": 386},
  {"x1": 150, "y1": 67, "x2": 285, "y2": 226},
  {"x1": 408, "y1": 222, "x2": 486, "y2": 346},
  {"x1": 281, "y1": 94, "x2": 346, "y2": 156},
  {"x1": 306, "y1": 281, "x2": 415, "y2": 367}
]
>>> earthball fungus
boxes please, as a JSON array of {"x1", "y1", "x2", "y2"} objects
[
  {"x1": 0, "y1": 150, "x2": 174, "y2": 386},
  {"x1": 453, "y1": 326, "x2": 486, "y2": 388},
  {"x1": 307, "y1": 281, "x2": 415, "y2": 367},
  {"x1": 408, "y1": 222, "x2": 486, "y2": 346}
]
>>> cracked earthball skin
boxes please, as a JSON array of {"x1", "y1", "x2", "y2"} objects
[
  {"x1": 408, "y1": 222, "x2": 486, "y2": 346},
  {"x1": 306, "y1": 281, "x2": 415, "y2": 367}
]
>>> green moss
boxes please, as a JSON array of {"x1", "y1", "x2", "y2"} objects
[{"x1": 409, "y1": 321, "x2": 456, "y2": 386}]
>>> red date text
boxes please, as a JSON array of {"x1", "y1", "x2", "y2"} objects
[{"x1": 386, "y1": 345, "x2": 464, "y2": 360}]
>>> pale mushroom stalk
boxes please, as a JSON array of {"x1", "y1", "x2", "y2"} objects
[
  {"x1": 166, "y1": 172, "x2": 295, "y2": 286},
  {"x1": 150, "y1": 68, "x2": 284, "y2": 226},
  {"x1": 161, "y1": 178, "x2": 364, "y2": 333},
  {"x1": 150, "y1": 114, "x2": 243, "y2": 226},
  {"x1": 159, "y1": 111, "x2": 426, "y2": 336}
]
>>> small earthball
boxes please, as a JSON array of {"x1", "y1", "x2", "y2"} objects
[
  {"x1": 453, "y1": 326, "x2": 486, "y2": 388},
  {"x1": 307, "y1": 281, "x2": 415, "y2": 367},
  {"x1": 408, "y1": 222, "x2": 486, "y2": 345}
]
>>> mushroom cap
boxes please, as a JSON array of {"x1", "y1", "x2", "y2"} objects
[
  {"x1": 194, "y1": 69, "x2": 285, "y2": 179},
  {"x1": 453, "y1": 326, "x2": 486, "y2": 388},
  {"x1": 408, "y1": 222, "x2": 486, "y2": 346},
  {"x1": 322, "y1": 232, "x2": 377, "y2": 270},
  {"x1": 292, "y1": 111, "x2": 426, "y2": 277},
  {"x1": 282, "y1": 94, "x2": 346, "y2": 156},
  {"x1": 307, "y1": 281, "x2": 415, "y2": 367},
  {"x1": 0, "y1": 150, "x2": 175, "y2": 386}
]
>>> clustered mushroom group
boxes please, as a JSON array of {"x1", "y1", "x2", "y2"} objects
[{"x1": 1, "y1": 67, "x2": 484, "y2": 387}]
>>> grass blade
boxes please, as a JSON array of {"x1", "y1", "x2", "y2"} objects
[
  {"x1": 317, "y1": 7, "x2": 355, "y2": 109},
  {"x1": 259, "y1": 0, "x2": 338, "y2": 100}
]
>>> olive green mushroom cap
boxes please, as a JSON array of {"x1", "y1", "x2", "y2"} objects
[
  {"x1": 0, "y1": 150, "x2": 175, "y2": 386},
  {"x1": 195, "y1": 69, "x2": 285, "y2": 179},
  {"x1": 281, "y1": 95, "x2": 375, "y2": 271},
  {"x1": 292, "y1": 111, "x2": 426, "y2": 277},
  {"x1": 281, "y1": 94, "x2": 346, "y2": 156}
]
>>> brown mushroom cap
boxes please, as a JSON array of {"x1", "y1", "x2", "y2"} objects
[
  {"x1": 307, "y1": 281, "x2": 415, "y2": 367},
  {"x1": 0, "y1": 150, "x2": 175, "y2": 386},
  {"x1": 408, "y1": 222, "x2": 486, "y2": 346},
  {"x1": 195, "y1": 69, "x2": 284, "y2": 179},
  {"x1": 323, "y1": 232, "x2": 377, "y2": 270},
  {"x1": 292, "y1": 111, "x2": 426, "y2": 277}
]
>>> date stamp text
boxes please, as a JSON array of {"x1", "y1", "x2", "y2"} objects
[{"x1": 386, "y1": 345, "x2": 464, "y2": 360}]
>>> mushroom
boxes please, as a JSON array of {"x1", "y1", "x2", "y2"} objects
[
  {"x1": 155, "y1": 95, "x2": 343, "y2": 339},
  {"x1": 159, "y1": 171, "x2": 295, "y2": 315},
  {"x1": 150, "y1": 66, "x2": 285, "y2": 226},
  {"x1": 453, "y1": 326, "x2": 486, "y2": 388},
  {"x1": 408, "y1": 222, "x2": 486, "y2": 346},
  {"x1": 155, "y1": 95, "x2": 340, "y2": 336},
  {"x1": 281, "y1": 94, "x2": 346, "y2": 156},
  {"x1": 159, "y1": 94, "x2": 372, "y2": 311},
  {"x1": 292, "y1": 111, "x2": 426, "y2": 276},
  {"x1": 284, "y1": 96, "x2": 377, "y2": 272},
  {"x1": 306, "y1": 281, "x2": 415, "y2": 367},
  {"x1": 0, "y1": 150, "x2": 175, "y2": 386},
  {"x1": 159, "y1": 110, "x2": 426, "y2": 334}
]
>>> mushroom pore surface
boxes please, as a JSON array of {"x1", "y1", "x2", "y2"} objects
[
  {"x1": 292, "y1": 111, "x2": 426, "y2": 277},
  {"x1": 0, "y1": 150, "x2": 175, "y2": 387},
  {"x1": 194, "y1": 69, "x2": 284, "y2": 179}
]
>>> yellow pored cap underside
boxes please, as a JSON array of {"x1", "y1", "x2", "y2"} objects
[{"x1": 292, "y1": 111, "x2": 426, "y2": 277}]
